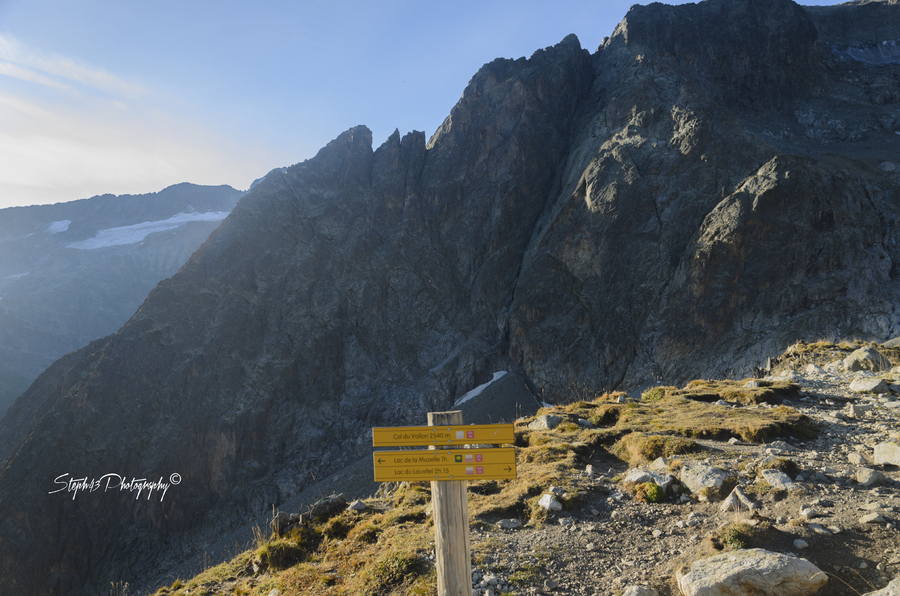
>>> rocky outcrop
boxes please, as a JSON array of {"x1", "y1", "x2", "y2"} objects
[{"x1": 0, "y1": 1, "x2": 899, "y2": 594}]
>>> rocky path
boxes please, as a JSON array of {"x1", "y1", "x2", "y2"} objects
[{"x1": 467, "y1": 365, "x2": 900, "y2": 596}]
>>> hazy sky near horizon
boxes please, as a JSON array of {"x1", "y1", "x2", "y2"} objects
[{"x1": 0, "y1": 0, "x2": 848, "y2": 209}]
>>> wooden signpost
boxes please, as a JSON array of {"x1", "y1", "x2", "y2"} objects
[{"x1": 372, "y1": 412, "x2": 516, "y2": 596}]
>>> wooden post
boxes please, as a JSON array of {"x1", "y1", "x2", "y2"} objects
[{"x1": 428, "y1": 410, "x2": 472, "y2": 596}]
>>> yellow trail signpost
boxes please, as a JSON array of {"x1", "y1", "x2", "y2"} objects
[{"x1": 372, "y1": 413, "x2": 517, "y2": 596}]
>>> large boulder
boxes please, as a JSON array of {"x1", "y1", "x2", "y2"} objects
[
  {"x1": 844, "y1": 347, "x2": 892, "y2": 373},
  {"x1": 677, "y1": 549, "x2": 827, "y2": 596}
]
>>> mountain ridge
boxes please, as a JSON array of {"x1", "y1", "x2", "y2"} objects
[{"x1": 0, "y1": 1, "x2": 898, "y2": 594}]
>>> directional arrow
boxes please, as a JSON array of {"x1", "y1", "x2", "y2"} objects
[{"x1": 373, "y1": 447, "x2": 517, "y2": 481}]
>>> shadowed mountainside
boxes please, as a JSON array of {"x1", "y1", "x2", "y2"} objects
[{"x1": 0, "y1": 184, "x2": 244, "y2": 416}]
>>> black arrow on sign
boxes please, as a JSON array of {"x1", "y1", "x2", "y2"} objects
[
  {"x1": 377, "y1": 458, "x2": 385, "y2": 464},
  {"x1": 504, "y1": 466, "x2": 512, "y2": 472}
]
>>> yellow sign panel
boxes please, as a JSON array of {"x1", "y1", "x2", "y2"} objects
[
  {"x1": 371, "y1": 423, "x2": 515, "y2": 447},
  {"x1": 373, "y1": 447, "x2": 517, "y2": 481}
]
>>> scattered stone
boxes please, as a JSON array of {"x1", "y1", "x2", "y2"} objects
[
  {"x1": 846, "y1": 403, "x2": 874, "y2": 418},
  {"x1": 794, "y1": 539, "x2": 809, "y2": 549},
  {"x1": 497, "y1": 519, "x2": 522, "y2": 530},
  {"x1": 844, "y1": 347, "x2": 892, "y2": 373},
  {"x1": 805, "y1": 364, "x2": 825, "y2": 375},
  {"x1": 720, "y1": 486, "x2": 758, "y2": 512},
  {"x1": 585, "y1": 464, "x2": 596, "y2": 477},
  {"x1": 848, "y1": 452, "x2": 869, "y2": 465},
  {"x1": 558, "y1": 517, "x2": 574, "y2": 527},
  {"x1": 769, "y1": 440, "x2": 795, "y2": 452},
  {"x1": 807, "y1": 523, "x2": 831, "y2": 535},
  {"x1": 850, "y1": 377, "x2": 890, "y2": 394},
  {"x1": 544, "y1": 579, "x2": 559, "y2": 591},
  {"x1": 622, "y1": 586, "x2": 659, "y2": 596},
  {"x1": 860, "y1": 512, "x2": 886, "y2": 524},
  {"x1": 676, "y1": 549, "x2": 827, "y2": 596},
  {"x1": 761, "y1": 468, "x2": 795, "y2": 490},
  {"x1": 799, "y1": 505, "x2": 819, "y2": 519},
  {"x1": 529, "y1": 415, "x2": 563, "y2": 430},
  {"x1": 680, "y1": 463, "x2": 732, "y2": 501},
  {"x1": 857, "y1": 468, "x2": 887, "y2": 487},
  {"x1": 347, "y1": 500, "x2": 367, "y2": 511},
  {"x1": 624, "y1": 468, "x2": 675, "y2": 493},
  {"x1": 538, "y1": 494, "x2": 563, "y2": 511},
  {"x1": 649, "y1": 457, "x2": 668, "y2": 471},
  {"x1": 611, "y1": 510, "x2": 633, "y2": 523},
  {"x1": 874, "y1": 442, "x2": 900, "y2": 466},
  {"x1": 744, "y1": 379, "x2": 761, "y2": 388}
]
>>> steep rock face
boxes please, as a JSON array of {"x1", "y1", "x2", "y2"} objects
[
  {"x1": 0, "y1": 1, "x2": 899, "y2": 595},
  {"x1": 0, "y1": 40, "x2": 591, "y2": 596},
  {"x1": 0, "y1": 184, "x2": 244, "y2": 416}
]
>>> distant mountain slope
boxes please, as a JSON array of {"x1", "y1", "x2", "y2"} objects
[
  {"x1": 0, "y1": 1, "x2": 898, "y2": 595},
  {"x1": 0, "y1": 183, "x2": 244, "y2": 416}
]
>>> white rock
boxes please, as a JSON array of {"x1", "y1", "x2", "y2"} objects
[
  {"x1": 760, "y1": 468, "x2": 795, "y2": 489},
  {"x1": 794, "y1": 539, "x2": 809, "y2": 549},
  {"x1": 624, "y1": 468, "x2": 675, "y2": 492},
  {"x1": 611, "y1": 510, "x2": 633, "y2": 523},
  {"x1": 874, "y1": 442, "x2": 900, "y2": 466},
  {"x1": 844, "y1": 347, "x2": 892, "y2": 373},
  {"x1": 744, "y1": 379, "x2": 761, "y2": 388},
  {"x1": 799, "y1": 505, "x2": 819, "y2": 519},
  {"x1": 720, "y1": 486, "x2": 757, "y2": 512},
  {"x1": 347, "y1": 500, "x2": 367, "y2": 511},
  {"x1": 860, "y1": 512, "x2": 886, "y2": 524},
  {"x1": 768, "y1": 440, "x2": 795, "y2": 452},
  {"x1": 528, "y1": 414, "x2": 564, "y2": 430},
  {"x1": 857, "y1": 468, "x2": 887, "y2": 487},
  {"x1": 846, "y1": 403, "x2": 874, "y2": 418},
  {"x1": 497, "y1": 519, "x2": 522, "y2": 530},
  {"x1": 538, "y1": 494, "x2": 562, "y2": 511},
  {"x1": 680, "y1": 463, "x2": 732, "y2": 501},
  {"x1": 676, "y1": 549, "x2": 827, "y2": 596},
  {"x1": 850, "y1": 377, "x2": 890, "y2": 394},
  {"x1": 649, "y1": 457, "x2": 668, "y2": 471},
  {"x1": 622, "y1": 586, "x2": 659, "y2": 596},
  {"x1": 848, "y1": 452, "x2": 868, "y2": 465}
]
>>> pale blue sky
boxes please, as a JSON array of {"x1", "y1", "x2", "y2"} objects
[{"x1": 0, "y1": 0, "x2": 847, "y2": 209}]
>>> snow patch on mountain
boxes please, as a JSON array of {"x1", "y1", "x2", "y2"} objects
[
  {"x1": 831, "y1": 40, "x2": 900, "y2": 66},
  {"x1": 453, "y1": 371, "x2": 508, "y2": 407},
  {"x1": 67, "y1": 211, "x2": 230, "y2": 250},
  {"x1": 44, "y1": 220, "x2": 71, "y2": 234}
]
